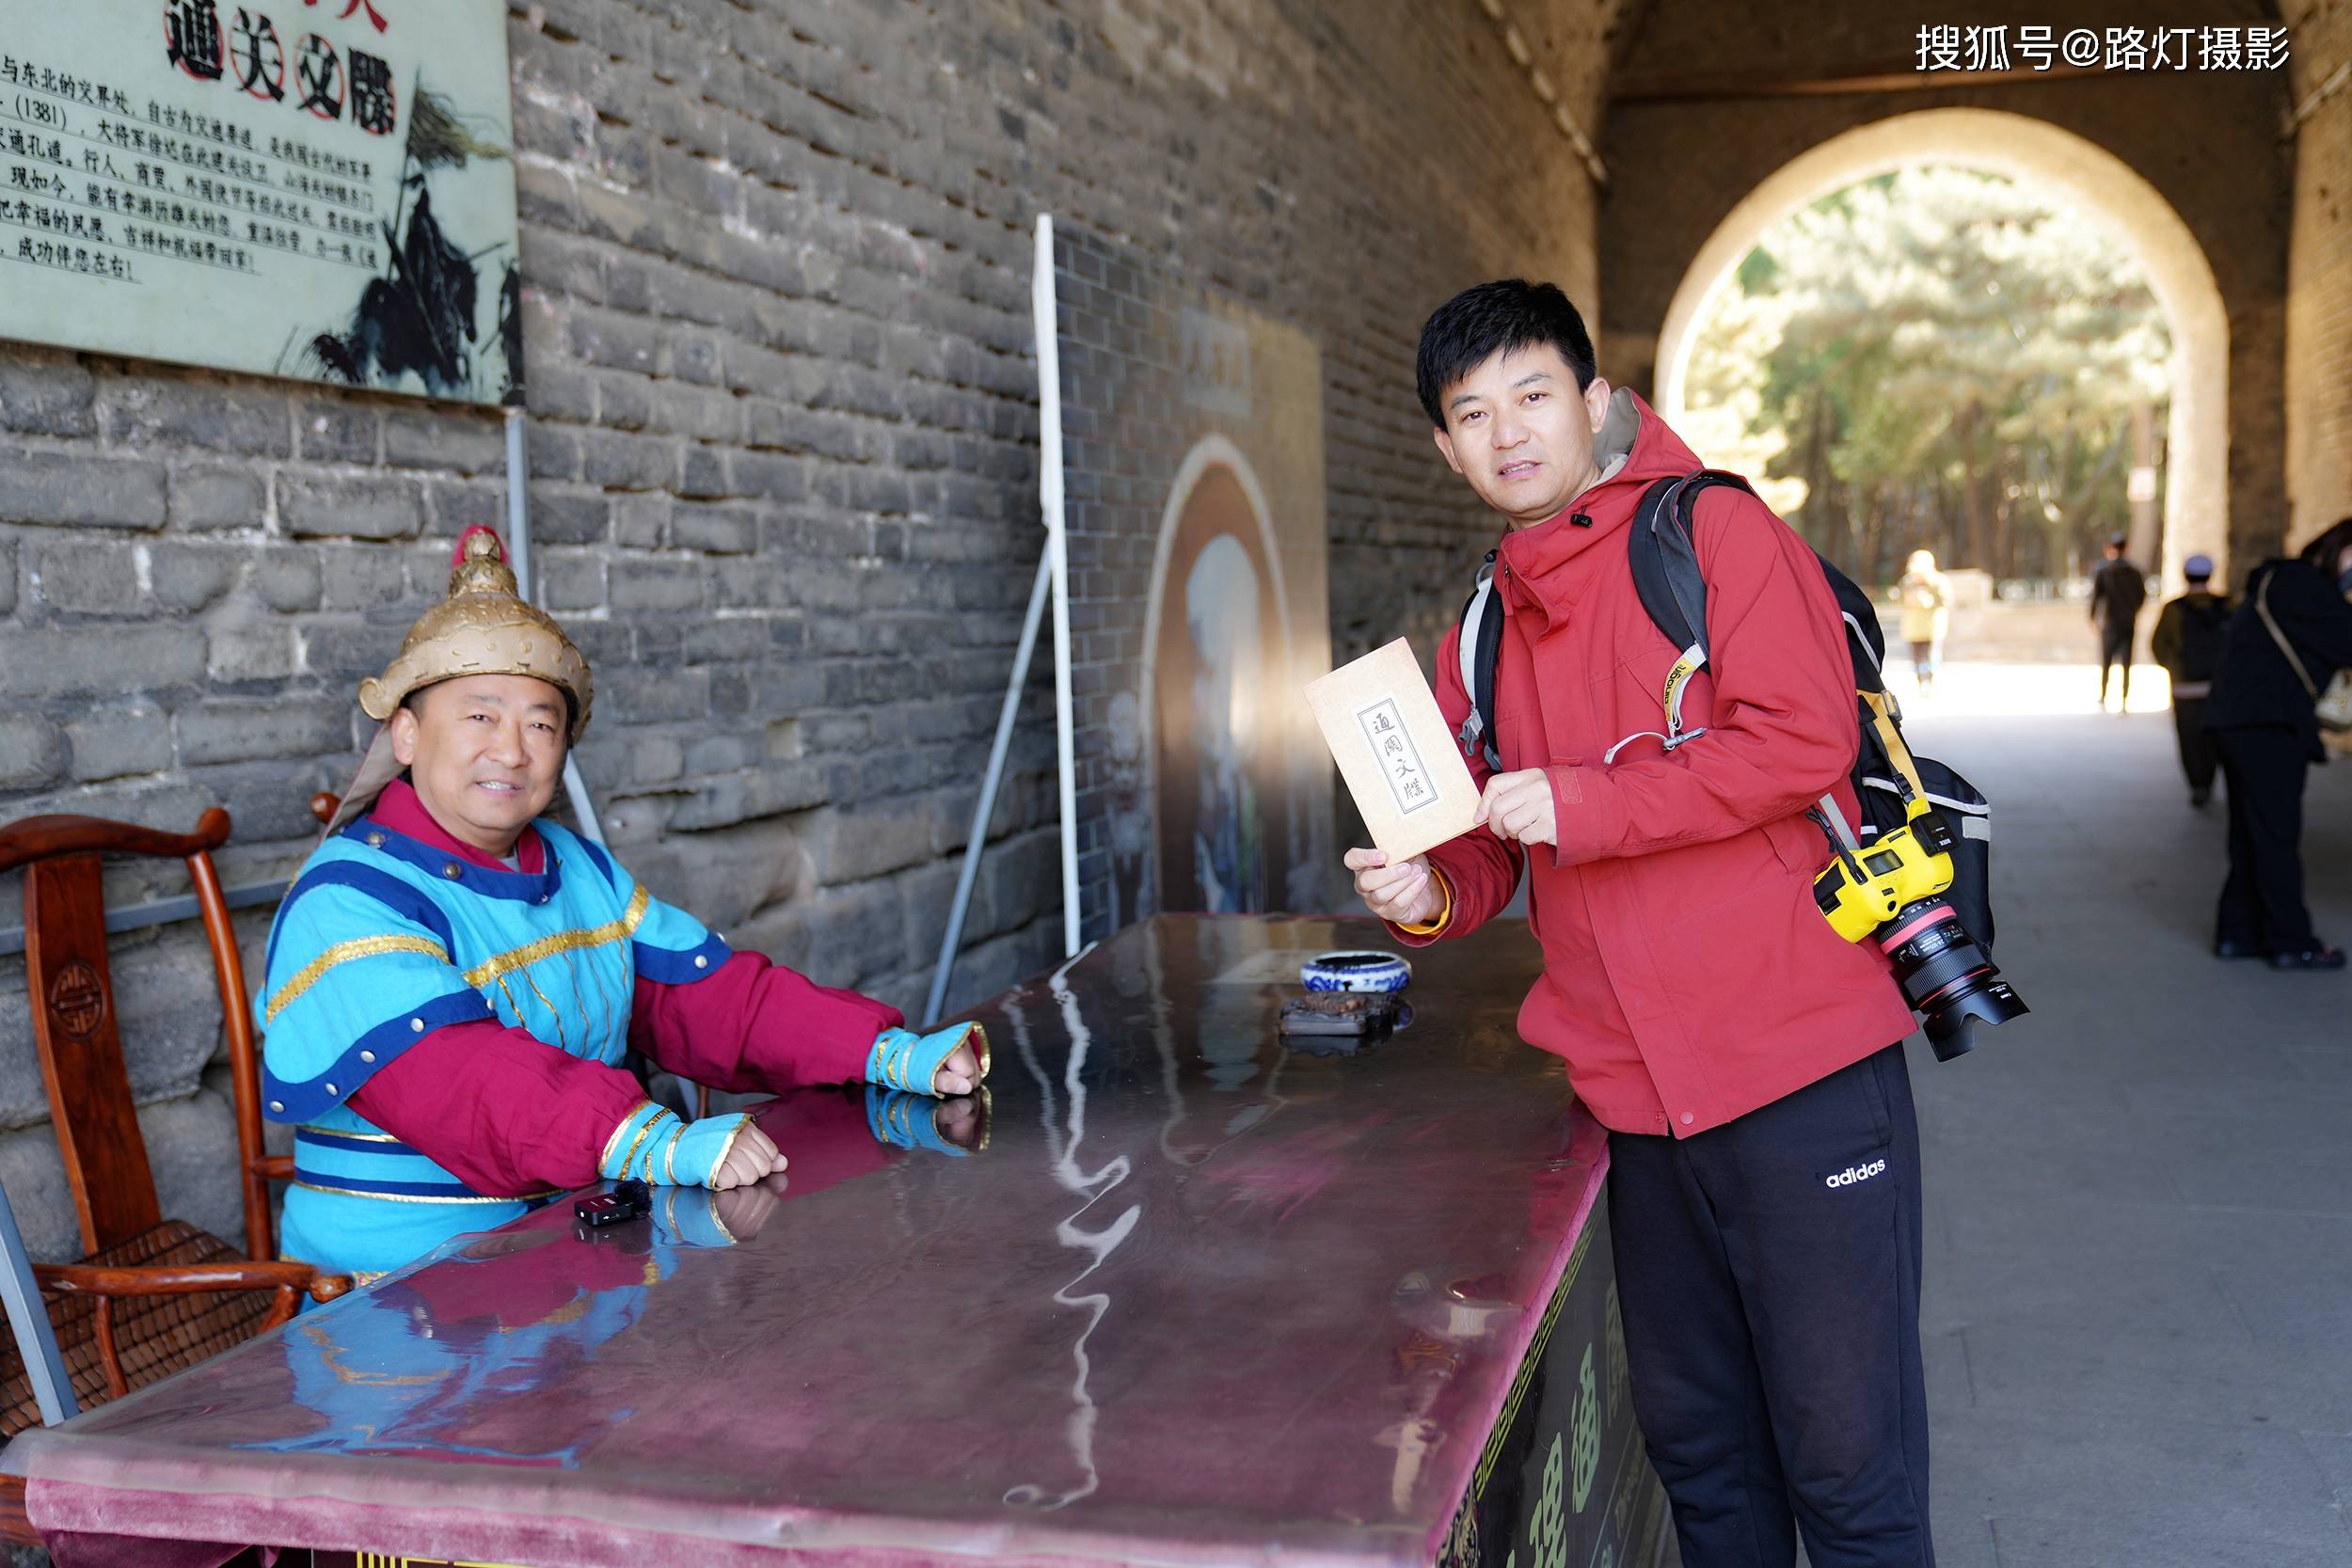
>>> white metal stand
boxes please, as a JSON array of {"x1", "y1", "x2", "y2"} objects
[
  {"x1": 923, "y1": 212, "x2": 1081, "y2": 1022},
  {"x1": 1036, "y1": 214, "x2": 1081, "y2": 961},
  {"x1": 0, "y1": 1182, "x2": 76, "y2": 1427},
  {"x1": 504, "y1": 408, "x2": 608, "y2": 847}
]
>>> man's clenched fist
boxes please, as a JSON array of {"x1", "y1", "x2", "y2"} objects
[{"x1": 1475, "y1": 768, "x2": 1557, "y2": 848}]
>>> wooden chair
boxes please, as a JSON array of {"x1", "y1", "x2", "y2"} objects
[{"x1": 0, "y1": 808, "x2": 350, "y2": 1537}]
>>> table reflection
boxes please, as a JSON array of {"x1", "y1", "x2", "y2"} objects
[{"x1": 239, "y1": 1084, "x2": 983, "y2": 1468}]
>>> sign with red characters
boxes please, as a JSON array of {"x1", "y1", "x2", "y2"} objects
[{"x1": 0, "y1": 1, "x2": 522, "y2": 404}]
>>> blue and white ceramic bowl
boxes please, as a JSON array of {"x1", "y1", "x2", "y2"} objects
[{"x1": 1300, "y1": 950, "x2": 1412, "y2": 994}]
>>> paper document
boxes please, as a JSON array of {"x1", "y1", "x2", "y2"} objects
[{"x1": 1304, "y1": 638, "x2": 1481, "y2": 864}]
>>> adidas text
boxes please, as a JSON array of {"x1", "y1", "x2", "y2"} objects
[{"x1": 1824, "y1": 1159, "x2": 1888, "y2": 1189}]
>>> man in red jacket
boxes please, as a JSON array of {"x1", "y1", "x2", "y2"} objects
[{"x1": 1349, "y1": 281, "x2": 1931, "y2": 1568}]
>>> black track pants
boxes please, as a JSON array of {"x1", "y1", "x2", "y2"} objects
[{"x1": 1607, "y1": 1045, "x2": 1932, "y2": 1568}]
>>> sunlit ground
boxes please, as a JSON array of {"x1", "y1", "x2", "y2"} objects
[{"x1": 1889, "y1": 660, "x2": 2174, "y2": 718}]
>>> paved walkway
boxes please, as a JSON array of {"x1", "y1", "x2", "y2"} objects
[
  {"x1": 1661, "y1": 670, "x2": 2352, "y2": 1568},
  {"x1": 1900, "y1": 679, "x2": 2350, "y2": 1565}
]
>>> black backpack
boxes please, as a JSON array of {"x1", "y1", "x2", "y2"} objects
[{"x1": 1454, "y1": 470, "x2": 1997, "y2": 947}]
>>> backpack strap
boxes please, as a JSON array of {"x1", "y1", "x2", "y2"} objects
[
  {"x1": 1606, "y1": 470, "x2": 1874, "y2": 864},
  {"x1": 1455, "y1": 549, "x2": 1502, "y2": 771},
  {"x1": 1605, "y1": 471, "x2": 1753, "y2": 764},
  {"x1": 2255, "y1": 568, "x2": 2321, "y2": 699},
  {"x1": 1862, "y1": 690, "x2": 1931, "y2": 804}
]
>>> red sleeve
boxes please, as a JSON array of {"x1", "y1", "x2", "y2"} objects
[
  {"x1": 628, "y1": 951, "x2": 903, "y2": 1095},
  {"x1": 347, "y1": 1019, "x2": 648, "y2": 1196},
  {"x1": 1551, "y1": 489, "x2": 1859, "y2": 866},
  {"x1": 1391, "y1": 623, "x2": 1525, "y2": 947}
]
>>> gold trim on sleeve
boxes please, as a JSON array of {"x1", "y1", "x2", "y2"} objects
[
  {"x1": 598, "y1": 1100, "x2": 658, "y2": 1176},
  {"x1": 463, "y1": 884, "x2": 650, "y2": 990},
  {"x1": 291, "y1": 1180, "x2": 563, "y2": 1206},
  {"x1": 612, "y1": 1105, "x2": 670, "y2": 1183},
  {"x1": 296, "y1": 1125, "x2": 403, "y2": 1144},
  {"x1": 267, "y1": 935, "x2": 452, "y2": 1022},
  {"x1": 886, "y1": 1034, "x2": 920, "y2": 1092},
  {"x1": 705, "y1": 1118, "x2": 749, "y2": 1187},
  {"x1": 636, "y1": 1111, "x2": 676, "y2": 1180}
]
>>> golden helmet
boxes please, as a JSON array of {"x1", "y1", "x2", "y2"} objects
[{"x1": 357, "y1": 526, "x2": 593, "y2": 740}]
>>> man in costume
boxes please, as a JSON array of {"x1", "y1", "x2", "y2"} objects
[{"x1": 260, "y1": 526, "x2": 986, "y2": 1281}]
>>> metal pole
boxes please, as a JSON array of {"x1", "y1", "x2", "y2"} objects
[
  {"x1": 504, "y1": 409, "x2": 533, "y2": 607},
  {"x1": 504, "y1": 407, "x2": 607, "y2": 847},
  {"x1": 0, "y1": 1182, "x2": 76, "y2": 1427},
  {"x1": 1033, "y1": 214, "x2": 1080, "y2": 957},
  {"x1": 925, "y1": 551, "x2": 1053, "y2": 1025}
]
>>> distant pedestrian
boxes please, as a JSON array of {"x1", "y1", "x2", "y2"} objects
[
  {"x1": 2205, "y1": 517, "x2": 2352, "y2": 971},
  {"x1": 2090, "y1": 533, "x2": 2147, "y2": 712},
  {"x1": 1897, "y1": 549, "x2": 1950, "y2": 698},
  {"x1": 2150, "y1": 553, "x2": 2232, "y2": 806}
]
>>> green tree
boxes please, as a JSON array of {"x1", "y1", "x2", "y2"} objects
[{"x1": 1686, "y1": 167, "x2": 2169, "y2": 585}]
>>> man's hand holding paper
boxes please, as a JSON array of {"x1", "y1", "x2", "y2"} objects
[
  {"x1": 1305, "y1": 639, "x2": 1481, "y2": 864},
  {"x1": 1342, "y1": 847, "x2": 1444, "y2": 926}
]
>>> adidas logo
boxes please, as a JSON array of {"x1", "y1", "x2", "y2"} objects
[{"x1": 1824, "y1": 1159, "x2": 1888, "y2": 1190}]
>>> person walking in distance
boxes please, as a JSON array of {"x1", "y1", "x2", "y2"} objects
[
  {"x1": 2090, "y1": 533, "x2": 2148, "y2": 713},
  {"x1": 2150, "y1": 553, "x2": 2232, "y2": 807},
  {"x1": 1897, "y1": 549, "x2": 1950, "y2": 699}
]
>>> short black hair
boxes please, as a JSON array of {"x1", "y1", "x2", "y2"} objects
[{"x1": 1416, "y1": 279, "x2": 1597, "y2": 428}]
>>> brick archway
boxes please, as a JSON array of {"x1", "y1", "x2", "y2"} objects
[{"x1": 1646, "y1": 108, "x2": 2233, "y2": 596}]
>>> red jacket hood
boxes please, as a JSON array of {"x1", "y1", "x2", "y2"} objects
[{"x1": 1497, "y1": 388, "x2": 1705, "y2": 632}]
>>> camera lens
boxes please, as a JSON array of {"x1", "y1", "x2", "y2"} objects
[{"x1": 1876, "y1": 898, "x2": 2028, "y2": 1060}]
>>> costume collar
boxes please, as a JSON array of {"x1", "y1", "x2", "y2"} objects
[{"x1": 348, "y1": 779, "x2": 563, "y2": 903}]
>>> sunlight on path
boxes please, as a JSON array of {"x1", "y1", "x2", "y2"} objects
[{"x1": 1892, "y1": 661, "x2": 2174, "y2": 718}]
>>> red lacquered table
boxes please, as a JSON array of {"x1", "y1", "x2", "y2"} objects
[{"x1": 3, "y1": 915, "x2": 1666, "y2": 1568}]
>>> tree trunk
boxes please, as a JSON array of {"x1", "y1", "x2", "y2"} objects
[{"x1": 1958, "y1": 402, "x2": 1992, "y2": 572}]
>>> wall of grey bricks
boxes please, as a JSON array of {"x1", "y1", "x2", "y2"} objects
[
  {"x1": 2285, "y1": 0, "x2": 2351, "y2": 547},
  {"x1": 0, "y1": 0, "x2": 1606, "y2": 1262}
]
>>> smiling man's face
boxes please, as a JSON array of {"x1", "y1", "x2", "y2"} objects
[
  {"x1": 1431, "y1": 343, "x2": 1613, "y2": 531},
  {"x1": 389, "y1": 673, "x2": 568, "y2": 856}
]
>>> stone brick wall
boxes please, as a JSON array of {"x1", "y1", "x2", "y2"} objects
[
  {"x1": 0, "y1": 0, "x2": 1603, "y2": 1261},
  {"x1": 2285, "y1": 0, "x2": 2352, "y2": 548}
]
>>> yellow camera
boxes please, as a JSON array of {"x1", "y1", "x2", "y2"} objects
[{"x1": 1811, "y1": 798, "x2": 1958, "y2": 942}]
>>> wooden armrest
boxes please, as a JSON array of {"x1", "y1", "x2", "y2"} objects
[
  {"x1": 252, "y1": 1153, "x2": 294, "y2": 1180},
  {"x1": 36, "y1": 1260, "x2": 352, "y2": 1304},
  {"x1": 0, "y1": 1475, "x2": 39, "y2": 1545}
]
